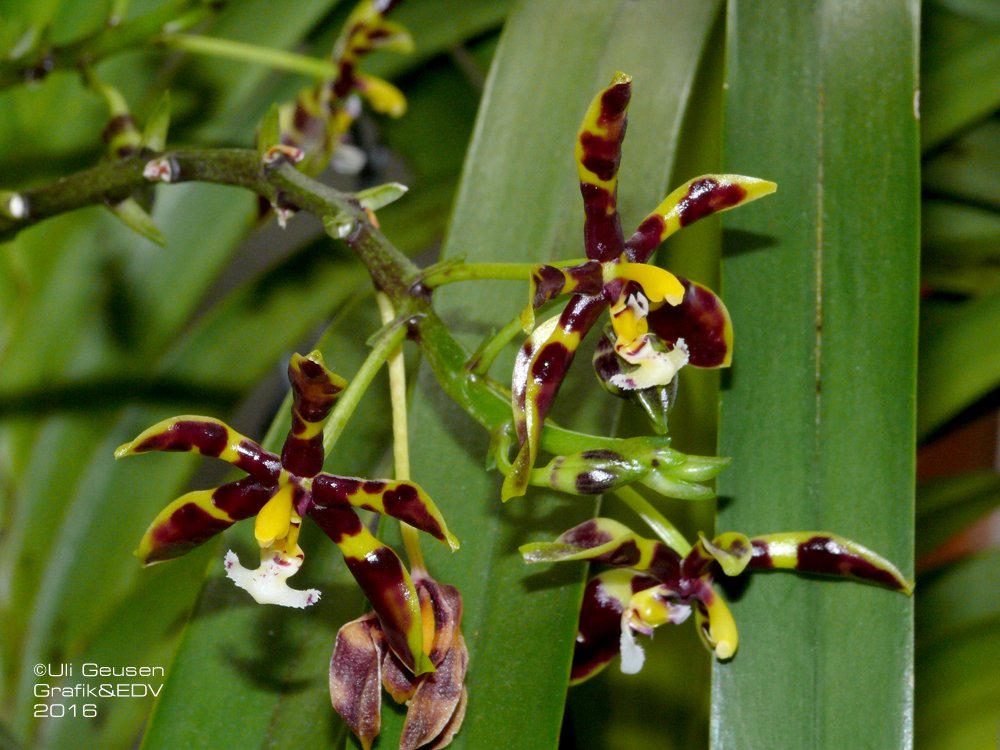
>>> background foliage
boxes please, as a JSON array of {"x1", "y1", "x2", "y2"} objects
[{"x1": 0, "y1": 1, "x2": 996, "y2": 748}]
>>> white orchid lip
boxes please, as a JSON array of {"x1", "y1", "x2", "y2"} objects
[
  {"x1": 224, "y1": 548, "x2": 321, "y2": 609},
  {"x1": 610, "y1": 337, "x2": 689, "y2": 390}
]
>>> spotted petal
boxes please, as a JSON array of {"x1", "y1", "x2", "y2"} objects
[
  {"x1": 645, "y1": 278, "x2": 733, "y2": 368},
  {"x1": 135, "y1": 477, "x2": 275, "y2": 564},
  {"x1": 311, "y1": 474, "x2": 459, "y2": 549},
  {"x1": 624, "y1": 174, "x2": 777, "y2": 263},
  {"x1": 506, "y1": 298, "x2": 604, "y2": 500},
  {"x1": 576, "y1": 72, "x2": 630, "y2": 261},
  {"x1": 749, "y1": 532, "x2": 914, "y2": 594},
  {"x1": 115, "y1": 415, "x2": 280, "y2": 484},
  {"x1": 281, "y1": 351, "x2": 346, "y2": 477},
  {"x1": 309, "y1": 505, "x2": 433, "y2": 674},
  {"x1": 520, "y1": 517, "x2": 681, "y2": 582}
]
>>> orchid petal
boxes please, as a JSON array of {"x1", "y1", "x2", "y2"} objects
[
  {"x1": 281, "y1": 351, "x2": 346, "y2": 477},
  {"x1": 625, "y1": 174, "x2": 777, "y2": 263},
  {"x1": 749, "y1": 532, "x2": 914, "y2": 594},
  {"x1": 309, "y1": 505, "x2": 433, "y2": 674},
  {"x1": 575, "y1": 72, "x2": 630, "y2": 261},
  {"x1": 135, "y1": 478, "x2": 274, "y2": 564},
  {"x1": 115, "y1": 415, "x2": 280, "y2": 484},
  {"x1": 645, "y1": 277, "x2": 734, "y2": 368},
  {"x1": 520, "y1": 517, "x2": 682, "y2": 582},
  {"x1": 311, "y1": 474, "x2": 459, "y2": 550},
  {"x1": 506, "y1": 297, "x2": 604, "y2": 500}
]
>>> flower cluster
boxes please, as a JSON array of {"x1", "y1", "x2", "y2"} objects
[
  {"x1": 506, "y1": 71, "x2": 775, "y2": 500},
  {"x1": 521, "y1": 518, "x2": 912, "y2": 680},
  {"x1": 117, "y1": 351, "x2": 456, "y2": 675}
]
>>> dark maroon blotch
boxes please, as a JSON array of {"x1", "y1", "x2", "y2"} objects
[
  {"x1": 796, "y1": 536, "x2": 905, "y2": 590},
  {"x1": 147, "y1": 503, "x2": 233, "y2": 562},
  {"x1": 212, "y1": 477, "x2": 275, "y2": 520},
  {"x1": 571, "y1": 577, "x2": 626, "y2": 682},
  {"x1": 599, "y1": 82, "x2": 630, "y2": 123},
  {"x1": 575, "y1": 469, "x2": 619, "y2": 494},
  {"x1": 532, "y1": 265, "x2": 568, "y2": 308},
  {"x1": 136, "y1": 419, "x2": 228, "y2": 457},
  {"x1": 646, "y1": 278, "x2": 729, "y2": 368},
  {"x1": 624, "y1": 215, "x2": 667, "y2": 263},
  {"x1": 677, "y1": 179, "x2": 746, "y2": 227},
  {"x1": 309, "y1": 504, "x2": 364, "y2": 544}
]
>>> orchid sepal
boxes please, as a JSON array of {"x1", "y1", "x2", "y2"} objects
[{"x1": 748, "y1": 531, "x2": 914, "y2": 594}]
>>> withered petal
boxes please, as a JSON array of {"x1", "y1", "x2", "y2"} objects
[
  {"x1": 400, "y1": 633, "x2": 469, "y2": 750},
  {"x1": 330, "y1": 613, "x2": 386, "y2": 750}
]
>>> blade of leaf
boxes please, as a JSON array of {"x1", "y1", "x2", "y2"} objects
[
  {"x1": 387, "y1": 1, "x2": 724, "y2": 748},
  {"x1": 714, "y1": 2, "x2": 918, "y2": 749},
  {"x1": 918, "y1": 289, "x2": 1000, "y2": 439},
  {"x1": 920, "y1": 3, "x2": 1000, "y2": 153}
]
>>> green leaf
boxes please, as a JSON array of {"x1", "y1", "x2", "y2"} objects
[
  {"x1": 918, "y1": 289, "x2": 1000, "y2": 438},
  {"x1": 915, "y1": 551, "x2": 1000, "y2": 750},
  {"x1": 922, "y1": 199, "x2": 1000, "y2": 297},
  {"x1": 714, "y1": 2, "x2": 918, "y2": 749},
  {"x1": 921, "y1": 4, "x2": 1000, "y2": 152},
  {"x1": 382, "y1": 2, "x2": 724, "y2": 749}
]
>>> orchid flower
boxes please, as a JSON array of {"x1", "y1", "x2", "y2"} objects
[
  {"x1": 278, "y1": 0, "x2": 412, "y2": 176},
  {"x1": 506, "y1": 71, "x2": 776, "y2": 500},
  {"x1": 521, "y1": 518, "x2": 912, "y2": 682},
  {"x1": 116, "y1": 351, "x2": 457, "y2": 674},
  {"x1": 331, "y1": 572, "x2": 468, "y2": 750}
]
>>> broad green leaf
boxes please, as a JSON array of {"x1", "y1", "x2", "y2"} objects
[
  {"x1": 714, "y1": 2, "x2": 918, "y2": 749},
  {"x1": 918, "y1": 289, "x2": 1000, "y2": 439},
  {"x1": 916, "y1": 549, "x2": 1000, "y2": 648},
  {"x1": 388, "y1": 2, "x2": 724, "y2": 749}
]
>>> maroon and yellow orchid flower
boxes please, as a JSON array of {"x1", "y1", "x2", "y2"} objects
[
  {"x1": 277, "y1": 0, "x2": 411, "y2": 176},
  {"x1": 521, "y1": 518, "x2": 912, "y2": 683},
  {"x1": 116, "y1": 351, "x2": 457, "y2": 675},
  {"x1": 331, "y1": 571, "x2": 468, "y2": 750},
  {"x1": 506, "y1": 72, "x2": 776, "y2": 500}
]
